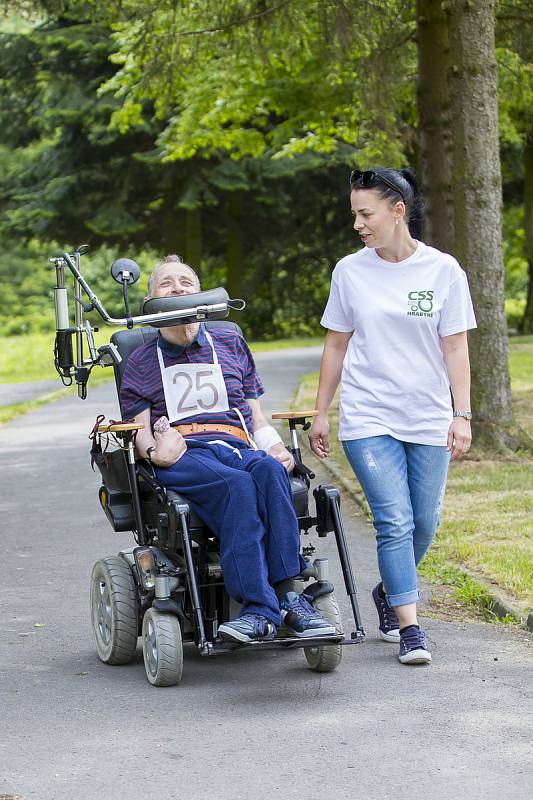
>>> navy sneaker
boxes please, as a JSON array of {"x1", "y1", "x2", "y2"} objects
[
  {"x1": 218, "y1": 613, "x2": 277, "y2": 643},
  {"x1": 372, "y1": 583, "x2": 400, "y2": 643},
  {"x1": 399, "y1": 626, "x2": 432, "y2": 664},
  {"x1": 279, "y1": 591, "x2": 336, "y2": 638}
]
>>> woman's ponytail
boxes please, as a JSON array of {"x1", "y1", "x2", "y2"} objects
[{"x1": 400, "y1": 167, "x2": 425, "y2": 240}]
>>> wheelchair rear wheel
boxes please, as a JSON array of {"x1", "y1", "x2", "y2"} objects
[
  {"x1": 142, "y1": 608, "x2": 183, "y2": 687},
  {"x1": 90, "y1": 556, "x2": 139, "y2": 665},
  {"x1": 304, "y1": 591, "x2": 343, "y2": 673}
]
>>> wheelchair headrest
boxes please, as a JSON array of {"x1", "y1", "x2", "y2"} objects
[{"x1": 142, "y1": 287, "x2": 230, "y2": 328}]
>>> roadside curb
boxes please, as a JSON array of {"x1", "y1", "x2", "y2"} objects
[{"x1": 301, "y1": 439, "x2": 533, "y2": 632}]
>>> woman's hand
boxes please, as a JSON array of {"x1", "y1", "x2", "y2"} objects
[
  {"x1": 268, "y1": 442, "x2": 295, "y2": 472},
  {"x1": 309, "y1": 414, "x2": 330, "y2": 459},
  {"x1": 447, "y1": 417, "x2": 472, "y2": 462},
  {"x1": 152, "y1": 428, "x2": 187, "y2": 467}
]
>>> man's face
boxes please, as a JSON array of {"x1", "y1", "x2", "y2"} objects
[{"x1": 150, "y1": 263, "x2": 200, "y2": 298}]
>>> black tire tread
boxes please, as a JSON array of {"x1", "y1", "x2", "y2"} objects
[
  {"x1": 304, "y1": 592, "x2": 343, "y2": 673},
  {"x1": 91, "y1": 556, "x2": 138, "y2": 665},
  {"x1": 142, "y1": 609, "x2": 183, "y2": 687}
]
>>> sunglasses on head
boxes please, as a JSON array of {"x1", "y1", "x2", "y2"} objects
[{"x1": 350, "y1": 169, "x2": 405, "y2": 202}]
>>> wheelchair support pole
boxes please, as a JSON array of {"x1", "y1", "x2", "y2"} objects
[
  {"x1": 328, "y1": 488, "x2": 365, "y2": 639},
  {"x1": 177, "y1": 508, "x2": 209, "y2": 653},
  {"x1": 125, "y1": 438, "x2": 147, "y2": 546}
]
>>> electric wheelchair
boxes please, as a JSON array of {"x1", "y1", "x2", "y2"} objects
[{"x1": 50, "y1": 246, "x2": 365, "y2": 687}]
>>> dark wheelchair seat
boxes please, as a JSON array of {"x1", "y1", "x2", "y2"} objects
[
  {"x1": 96, "y1": 320, "x2": 309, "y2": 541},
  {"x1": 105, "y1": 322, "x2": 310, "y2": 528}
]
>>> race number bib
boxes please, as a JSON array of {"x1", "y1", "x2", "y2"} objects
[
  {"x1": 157, "y1": 333, "x2": 230, "y2": 423},
  {"x1": 166, "y1": 364, "x2": 229, "y2": 421}
]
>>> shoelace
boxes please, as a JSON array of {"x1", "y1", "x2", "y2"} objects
[
  {"x1": 238, "y1": 613, "x2": 269, "y2": 633},
  {"x1": 287, "y1": 593, "x2": 319, "y2": 621},
  {"x1": 377, "y1": 594, "x2": 399, "y2": 627},
  {"x1": 401, "y1": 628, "x2": 426, "y2": 650}
]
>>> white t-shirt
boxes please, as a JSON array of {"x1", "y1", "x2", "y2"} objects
[{"x1": 321, "y1": 241, "x2": 477, "y2": 446}]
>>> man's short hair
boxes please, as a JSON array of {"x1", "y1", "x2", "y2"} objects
[{"x1": 147, "y1": 254, "x2": 200, "y2": 296}]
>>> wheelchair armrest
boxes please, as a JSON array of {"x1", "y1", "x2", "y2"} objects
[
  {"x1": 97, "y1": 422, "x2": 145, "y2": 433},
  {"x1": 272, "y1": 410, "x2": 318, "y2": 421}
]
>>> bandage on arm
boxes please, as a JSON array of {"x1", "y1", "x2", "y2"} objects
[{"x1": 254, "y1": 424, "x2": 283, "y2": 452}]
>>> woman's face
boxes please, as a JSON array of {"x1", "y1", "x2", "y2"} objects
[{"x1": 350, "y1": 188, "x2": 404, "y2": 249}]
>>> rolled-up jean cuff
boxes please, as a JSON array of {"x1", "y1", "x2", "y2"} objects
[{"x1": 387, "y1": 588, "x2": 420, "y2": 607}]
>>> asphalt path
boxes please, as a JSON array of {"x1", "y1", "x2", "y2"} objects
[
  {"x1": 0, "y1": 380, "x2": 59, "y2": 407},
  {"x1": 0, "y1": 347, "x2": 531, "y2": 800}
]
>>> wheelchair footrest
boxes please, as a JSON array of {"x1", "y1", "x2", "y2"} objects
[{"x1": 204, "y1": 633, "x2": 352, "y2": 656}]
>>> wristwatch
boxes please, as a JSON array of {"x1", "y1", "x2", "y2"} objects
[
  {"x1": 146, "y1": 446, "x2": 156, "y2": 463},
  {"x1": 453, "y1": 410, "x2": 472, "y2": 420}
]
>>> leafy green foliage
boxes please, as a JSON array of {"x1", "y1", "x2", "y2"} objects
[
  {"x1": 1, "y1": 0, "x2": 532, "y2": 343},
  {"x1": 0, "y1": 239, "x2": 152, "y2": 335},
  {"x1": 503, "y1": 206, "x2": 528, "y2": 302},
  {"x1": 0, "y1": 8, "x2": 191, "y2": 250},
  {"x1": 99, "y1": 0, "x2": 415, "y2": 165}
]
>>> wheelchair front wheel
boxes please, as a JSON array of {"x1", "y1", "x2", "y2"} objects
[
  {"x1": 142, "y1": 608, "x2": 183, "y2": 687},
  {"x1": 304, "y1": 591, "x2": 343, "y2": 673},
  {"x1": 90, "y1": 556, "x2": 139, "y2": 665}
]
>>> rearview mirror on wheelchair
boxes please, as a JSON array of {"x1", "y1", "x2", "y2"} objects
[{"x1": 49, "y1": 245, "x2": 365, "y2": 687}]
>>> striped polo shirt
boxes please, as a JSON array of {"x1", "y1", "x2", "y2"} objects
[{"x1": 120, "y1": 324, "x2": 264, "y2": 438}]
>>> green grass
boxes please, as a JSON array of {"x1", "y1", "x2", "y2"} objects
[
  {"x1": 295, "y1": 335, "x2": 533, "y2": 617},
  {"x1": 510, "y1": 334, "x2": 533, "y2": 344},
  {"x1": 0, "y1": 329, "x2": 123, "y2": 383},
  {"x1": 429, "y1": 460, "x2": 532, "y2": 606},
  {"x1": 417, "y1": 553, "x2": 498, "y2": 620},
  {"x1": 250, "y1": 337, "x2": 323, "y2": 352},
  {"x1": 509, "y1": 339, "x2": 533, "y2": 440}
]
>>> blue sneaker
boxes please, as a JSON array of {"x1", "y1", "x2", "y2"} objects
[
  {"x1": 372, "y1": 583, "x2": 400, "y2": 643},
  {"x1": 399, "y1": 626, "x2": 432, "y2": 664},
  {"x1": 279, "y1": 592, "x2": 336, "y2": 638},
  {"x1": 218, "y1": 613, "x2": 277, "y2": 643}
]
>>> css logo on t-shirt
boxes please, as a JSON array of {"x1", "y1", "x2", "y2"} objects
[{"x1": 407, "y1": 290, "x2": 434, "y2": 317}]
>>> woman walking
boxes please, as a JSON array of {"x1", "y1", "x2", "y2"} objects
[{"x1": 309, "y1": 167, "x2": 476, "y2": 665}]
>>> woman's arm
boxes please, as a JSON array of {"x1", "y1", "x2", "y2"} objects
[
  {"x1": 308, "y1": 330, "x2": 352, "y2": 458},
  {"x1": 442, "y1": 331, "x2": 472, "y2": 461}
]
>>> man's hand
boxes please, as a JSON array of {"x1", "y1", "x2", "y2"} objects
[
  {"x1": 151, "y1": 428, "x2": 187, "y2": 467},
  {"x1": 268, "y1": 442, "x2": 295, "y2": 472},
  {"x1": 447, "y1": 417, "x2": 471, "y2": 463},
  {"x1": 308, "y1": 414, "x2": 330, "y2": 459}
]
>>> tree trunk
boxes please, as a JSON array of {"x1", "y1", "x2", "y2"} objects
[
  {"x1": 225, "y1": 191, "x2": 244, "y2": 299},
  {"x1": 416, "y1": 0, "x2": 454, "y2": 251},
  {"x1": 446, "y1": 0, "x2": 516, "y2": 450},
  {"x1": 520, "y1": 134, "x2": 533, "y2": 334},
  {"x1": 184, "y1": 208, "x2": 202, "y2": 275},
  {"x1": 162, "y1": 206, "x2": 187, "y2": 258}
]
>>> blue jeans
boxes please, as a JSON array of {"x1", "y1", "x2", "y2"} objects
[{"x1": 342, "y1": 436, "x2": 451, "y2": 607}]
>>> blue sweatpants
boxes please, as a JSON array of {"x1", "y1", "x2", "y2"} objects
[{"x1": 155, "y1": 440, "x2": 304, "y2": 625}]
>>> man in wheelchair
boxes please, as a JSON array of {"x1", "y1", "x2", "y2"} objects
[{"x1": 120, "y1": 254, "x2": 335, "y2": 644}]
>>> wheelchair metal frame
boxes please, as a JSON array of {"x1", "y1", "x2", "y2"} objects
[
  {"x1": 51, "y1": 245, "x2": 365, "y2": 682},
  {"x1": 95, "y1": 418, "x2": 365, "y2": 658}
]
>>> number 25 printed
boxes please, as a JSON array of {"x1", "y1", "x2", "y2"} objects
[{"x1": 172, "y1": 370, "x2": 219, "y2": 414}]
